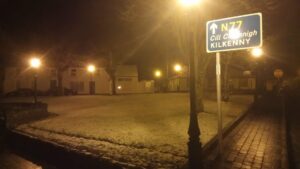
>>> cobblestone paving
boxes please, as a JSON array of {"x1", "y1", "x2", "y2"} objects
[
  {"x1": 286, "y1": 96, "x2": 300, "y2": 169},
  {"x1": 213, "y1": 98, "x2": 288, "y2": 169}
]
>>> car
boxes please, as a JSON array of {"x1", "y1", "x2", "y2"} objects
[
  {"x1": 46, "y1": 87, "x2": 77, "y2": 96},
  {"x1": 63, "y1": 88, "x2": 77, "y2": 95},
  {"x1": 5, "y1": 88, "x2": 48, "y2": 97},
  {"x1": 5, "y1": 88, "x2": 34, "y2": 97}
]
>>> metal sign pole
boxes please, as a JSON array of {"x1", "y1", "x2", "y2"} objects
[
  {"x1": 207, "y1": 12, "x2": 263, "y2": 157},
  {"x1": 216, "y1": 52, "x2": 223, "y2": 155}
]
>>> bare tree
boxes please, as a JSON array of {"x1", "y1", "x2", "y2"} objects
[{"x1": 120, "y1": 0, "x2": 213, "y2": 112}]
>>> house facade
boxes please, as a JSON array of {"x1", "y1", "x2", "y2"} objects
[
  {"x1": 3, "y1": 65, "x2": 154, "y2": 95},
  {"x1": 115, "y1": 65, "x2": 154, "y2": 94}
]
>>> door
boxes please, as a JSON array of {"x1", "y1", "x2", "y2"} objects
[{"x1": 89, "y1": 81, "x2": 95, "y2": 95}]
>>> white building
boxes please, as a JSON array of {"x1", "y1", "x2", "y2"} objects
[
  {"x1": 115, "y1": 65, "x2": 154, "y2": 94},
  {"x1": 3, "y1": 65, "x2": 154, "y2": 95}
]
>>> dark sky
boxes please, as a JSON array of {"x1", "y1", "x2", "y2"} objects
[
  {"x1": 0, "y1": 0, "x2": 123, "y2": 55},
  {"x1": 0, "y1": 0, "x2": 299, "y2": 78}
]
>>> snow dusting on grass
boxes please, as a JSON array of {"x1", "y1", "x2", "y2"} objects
[{"x1": 9, "y1": 94, "x2": 252, "y2": 168}]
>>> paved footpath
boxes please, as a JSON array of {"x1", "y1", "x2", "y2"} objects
[
  {"x1": 212, "y1": 97, "x2": 288, "y2": 169},
  {"x1": 0, "y1": 150, "x2": 44, "y2": 169},
  {"x1": 286, "y1": 95, "x2": 300, "y2": 169}
]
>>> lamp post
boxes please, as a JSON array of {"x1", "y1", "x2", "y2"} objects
[
  {"x1": 251, "y1": 48, "x2": 263, "y2": 102},
  {"x1": 154, "y1": 70, "x2": 162, "y2": 92},
  {"x1": 87, "y1": 64, "x2": 96, "y2": 95},
  {"x1": 29, "y1": 57, "x2": 41, "y2": 104},
  {"x1": 174, "y1": 64, "x2": 183, "y2": 92},
  {"x1": 178, "y1": 0, "x2": 202, "y2": 168}
]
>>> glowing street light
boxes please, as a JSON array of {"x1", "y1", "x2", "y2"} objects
[
  {"x1": 174, "y1": 64, "x2": 183, "y2": 92},
  {"x1": 178, "y1": 0, "x2": 201, "y2": 7},
  {"x1": 29, "y1": 57, "x2": 41, "y2": 104},
  {"x1": 87, "y1": 64, "x2": 96, "y2": 95},
  {"x1": 174, "y1": 64, "x2": 183, "y2": 73},
  {"x1": 154, "y1": 70, "x2": 162, "y2": 78},
  {"x1": 251, "y1": 47, "x2": 263, "y2": 58},
  {"x1": 29, "y1": 57, "x2": 41, "y2": 69},
  {"x1": 87, "y1": 64, "x2": 96, "y2": 73},
  {"x1": 250, "y1": 48, "x2": 263, "y2": 102},
  {"x1": 117, "y1": 85, "x2": 122, "y2": 90},
  {"x1": 154, "y1": 70, "x2": 162, "y2": 93}
]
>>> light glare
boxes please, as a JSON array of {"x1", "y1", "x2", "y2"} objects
[
  {"x1": 87, "y1": 64, "x2": 96, "y2": 73},
  {"x1": 154, "y1": 70, "x2": 162, "y2": 78},
  {"x1": 228, "y1": 28, "x2": 241, "y2": 40},
  {"x1": 179, "y1": 0, "x2": 201, "y2": 7},
  {"x1": 29, "y1": 58, "x2": 41, "y2": 69},
  {"x1": 251, "y1": 48, "x2": 263, "y2": 58},
  {"x1": 174, "y1": 64, "x2": 182, "y2": 72}
]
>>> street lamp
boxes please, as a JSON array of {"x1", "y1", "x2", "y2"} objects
[
  {"x1": 251, "y1": 48, "x2": 263, "y2": 102},
  {"x1": 154, "y1": 70, "x2": 162, "y2": 78},
  {"x1": 87, "y1": 64, "x2": 96, "y2": 73},
  {"x1": 87, "y1": 64, "x2": 96, "y2": 95},
  {"x1": 174, "y1": 64, "x2": 183, "y2": 92},
  {"x1": 154, "y1": 70, "x2": 162, "y2": 92},
  {"x1": 251, "y1": 47, "x2": 263, "y2": 58},
  {"x1": 178, "y1": 0, "x2": 202, "y2": 168},
  {"x1": 117, "y1": 85, "x2": 122, "y2": 90},
  {"x1": 174, "y1": 63, "x2": 182, "y2": 73},
  {"x1": 178, "y1": 0, "x2": 201, "y2": 7},
  {"x1": 29, "y1": 57, "x2": 41, "y2": 104}
]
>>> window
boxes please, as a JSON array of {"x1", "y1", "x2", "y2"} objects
[
  {"x1": 16, "y1": 80, "x2": 20, "y2": 89},
  {"x1": 118, "y1": 77, "x2": 132, "y2": 82},
  {"x1": 145, "y1": 82, "x2": 152, "y2": 88},
  {"x1": 16, "y1": 68, "x2": 21, "y2": 77},
  {"x1": 70, "y1": 81, "x2": 84, "y2": 92},
  {"x1": 50, "y1": 69, "x2": 57, "y2": 77},
  {"x1": 71, "y1": 69, "x2": 77, "y2": 76},
  {"x1": 96, "y1": 69, "x2": 101, "y2": 75},
  {"x1": 239, "y1": 79, "x2": 248, "y2": 88},
  {"x1": 50, "y1": 80, "x2": 57, "y2": 89}
]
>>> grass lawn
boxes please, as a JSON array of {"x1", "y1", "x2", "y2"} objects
[{"x1": 5, "y1": 93, "x2": 253, "y2": 168}]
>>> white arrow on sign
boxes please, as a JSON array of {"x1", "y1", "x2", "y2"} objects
[{"x1": 210, "y1": 23, "x2": 218, "y2": 34}]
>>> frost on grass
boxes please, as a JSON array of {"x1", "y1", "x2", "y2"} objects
[{"x1": 15, "y1": 94, "x2": 252, "y2": 168}]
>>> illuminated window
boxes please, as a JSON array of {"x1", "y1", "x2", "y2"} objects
[{"x1": 71, "y1": 69, "x2": 77, "y2": 76}]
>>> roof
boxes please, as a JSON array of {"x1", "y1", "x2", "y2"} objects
[{"x1": 115, "y1": 65, "x2": 138, "y2": 77}]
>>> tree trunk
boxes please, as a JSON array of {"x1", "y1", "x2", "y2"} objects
[
  {"x1": 111, "y1": 70, "x2": 116, "y2": 95},
  {"x1": 109, "y1": 51, "x2": 117, "y2": 95},
  {"x1": 0, "y1": 67, "x2": 4, "y2": 96},
  {"x1": 196, "y1": 70, "x2": 206, "y2": 113},
  {"x1": 57, "y1": 69, "x2": 64, "y2": 96}
]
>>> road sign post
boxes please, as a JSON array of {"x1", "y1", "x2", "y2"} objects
[
  {"x1": 216, "y1": 52, "x2": 222, "y2": 155},
  {"x1": 206, "y1": 13, "x2": 263, "y2": 156},
  {"x1": 207, "y1": 13, "x2": 262, "y2": 53}
]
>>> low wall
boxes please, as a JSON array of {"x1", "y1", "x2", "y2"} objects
[{"x1": 0, "y1": 102, "x2": 49, "y2": 128}]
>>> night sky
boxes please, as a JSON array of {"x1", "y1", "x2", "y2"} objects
[
  {"x1": 0, "y1": 1, "x2": 123, "y2": 56},
  {"x1": 0, "y1": 0, "x2": 299, "y2": 79}
]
